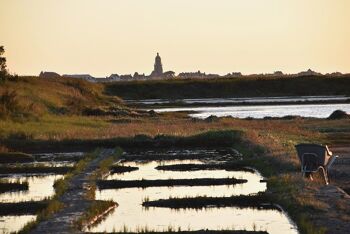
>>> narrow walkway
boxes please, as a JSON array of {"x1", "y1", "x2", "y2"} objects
[{"x1": 30, "y1": 148, "x2": 115, "y2": 234}]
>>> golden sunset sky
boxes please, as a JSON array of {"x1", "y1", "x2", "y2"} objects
[{"x1": 0, "y1": 0, "x2": 349, "y2": 77}]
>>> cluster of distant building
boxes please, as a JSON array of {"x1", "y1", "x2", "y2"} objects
[{"x1": 39, "y1": 53, "x2": 347, "y2": 83}]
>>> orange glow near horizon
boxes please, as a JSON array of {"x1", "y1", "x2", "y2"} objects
[{"x1": 0, "y1": 0, "x2": 349, "y2": 77}]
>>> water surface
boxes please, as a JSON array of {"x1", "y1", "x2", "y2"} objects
[
  {"x1": 0, "y1": 174, "x2": 63, "y2": 203},
  {"x1": 154, "y1": 103, "x2": 350, "y2": 119},
  {"x1": 0, "y1": 215, "x2": 36, "y2": 234},
  {"x1": 127, "y1": 95, "x2": 349, "y2": 105},
  {"x1": 90, "y1": 159, "x2": 297, "y2": 234}
]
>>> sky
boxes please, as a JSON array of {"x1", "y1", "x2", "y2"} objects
[{"x1": 0, "y1": 0, "x2": 349, "y2": 77}]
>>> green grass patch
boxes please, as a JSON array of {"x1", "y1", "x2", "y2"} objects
[{"x1": 4, "y1": 130, "x2": 243, "y2": 153}]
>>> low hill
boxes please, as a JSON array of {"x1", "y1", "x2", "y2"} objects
[{"x1": 0, "y1": 76, "x2": 128, "y2": 119}]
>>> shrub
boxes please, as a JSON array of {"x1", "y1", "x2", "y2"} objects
[
  {"x1": 0, "y1": 89, "x2": 20, "y2": 118},
  {"x1": 328, "y1": 110, "x2": 350, "y2": 120}
]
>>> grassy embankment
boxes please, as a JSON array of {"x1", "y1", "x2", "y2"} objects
[{"x1": 0, "y1": 76, "x2": 138, "y2": 150}]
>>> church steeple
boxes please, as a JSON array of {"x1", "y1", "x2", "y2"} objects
[{"x1": 151, "y1": 52, "x2": 163, "y2": 77}]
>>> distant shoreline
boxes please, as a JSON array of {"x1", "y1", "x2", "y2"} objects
[
  {"x1": 129, "y1": 97, "x2": 350, "y2": 108},
  {"x1": 105, "y1": 75, "x2": 350, "y2": 100}
]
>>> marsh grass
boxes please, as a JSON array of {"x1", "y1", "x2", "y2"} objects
[
  {"x1": 97, "y1": 177, "x2": 247, "y2": 189},
  {"x1": 0, "y1": 180, "x2": 28, "y2": 193},
  {"x1": 0, "y1": 152, "x2": 34, "y2": 163},
  {"x1": 75, "y1": 200, "x2": 117, "y2": 230},
  {"x1": 142, "y1": 193, "x2": 278, "y2": 211},
  {"x1": 0, "y1": 165, "x2": 72, "y2": 175},
  {"x1": 0, "y1": 200, "x2": 48, "y2": 216},
  {"x1": 110, "y1": 226, "x2": 268, "y2": 234},
  {"x1": 110, "y1": 165, "x2": 139, "y2": 174},
  {"x1": 155, "y1": 163, "x2": 254, "y2": 173}
]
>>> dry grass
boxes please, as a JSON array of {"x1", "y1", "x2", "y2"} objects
[
  {"x1": 0, "y1": 114, "x2": 325, "y2": 141},
  {"x1": 0, "y1": 77, "x2": 123, "y2": 120}
]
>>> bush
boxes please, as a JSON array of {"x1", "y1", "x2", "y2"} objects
[
  {"x1": 328, "y1": 110, "x2": 350, "y2": 120},
  {"x1": 0, "y1": 89, "x2": 20, "y2": 118}
]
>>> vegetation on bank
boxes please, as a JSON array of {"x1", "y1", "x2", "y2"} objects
[
  {"x1": 0, "y1": 152, "x2": 34, "y2": 163},
  {"x1": 2, "y1": 129, "x2": 244, "y2": 153},
  {"x1": 75, "y1": 200, "x2": 117, "y2": 230},
  {"x1": 0, "y1": 165, "x2": 72, "y2": 175},
  {"x1": 0, "y1": 201, "x2": 48, "y2": 215},
  {"x1": 110, "y1": 165, "x2": 139, "y2": 174},
  {"x1": 97, "y1": 177, "x2": 247, "y2": 189},
  {"x1": 0, "y1": 180, "x2": 28, "y2": 193},
  {"x1": 105, "y1": 75, "x2": 350, "y2": 99},
  {"x1": 94, "y1": 231, "x2": 268, "y2": 234},
  {"x1": 155, "y1": 163, "x2": 255, "y2": 173},
  {"x1": 142, "y1": 193, "x2": 278, "y2": 211}
]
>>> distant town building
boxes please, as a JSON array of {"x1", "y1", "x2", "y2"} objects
[
  {"x1": 326, "y1": 72, "x2": 343, "y2": 77},
  {"x1": 163, "y1": 71, "x2": 175, "y2": 78},
  {"x1": 133, "y1": 72, "x2": 147, "y2": 79},
  {"x1": 62, "y1": 74, "x2": 96, "y2": 82},
  {"x1": 273, "y1": 71, "x2": 284, "y2": 76},
  {"x1": 178, "y1": 70, "x2": 218, "y2": 79},
  {"x1": 297, "y1": 69, "x2": 322, "y2": 77},
  {"x1": 225, "y1": 72, "x2": 242, "y2": 78},
  {"x1": 119, "y1": 74, "x2": 133, "y2": 80},
  {"x1": 39, "y1": 71, "x2": 60, "y2": 78},
  {"x1": 150, "y1": 53, "x2": 163, "y2": 77}
]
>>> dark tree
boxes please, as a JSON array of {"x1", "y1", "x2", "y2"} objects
[{"x1": 0, "y1": 46, "x2": 8, "y2": 77}]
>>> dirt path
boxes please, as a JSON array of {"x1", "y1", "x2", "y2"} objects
[{"x1": 30, "y1": 148, "x2": 115, "y2": 234}]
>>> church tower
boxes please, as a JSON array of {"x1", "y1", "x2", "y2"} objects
[{"x1": 151, "y1": 53, "x2": 163, "y2": 77}]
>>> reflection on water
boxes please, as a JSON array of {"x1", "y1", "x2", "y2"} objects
[
  {"x1": 0, "y1": 174, "x2": 63, "y2": 203},
  {"x1": 0, "y1": 215, "x2": 36, "y2": 234},
  {"x1": 0, "y1": 157, "x2": 73, "y2": 233},
  {"x1": 153, "y1": 103, "x2": 350, "y2": 119},
  {"x1": 90, "y1": 159, "x2": 298, "y2": 234},
  {"x1": 33, "y1": 152, "x2": 84, "y2": 162}
]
